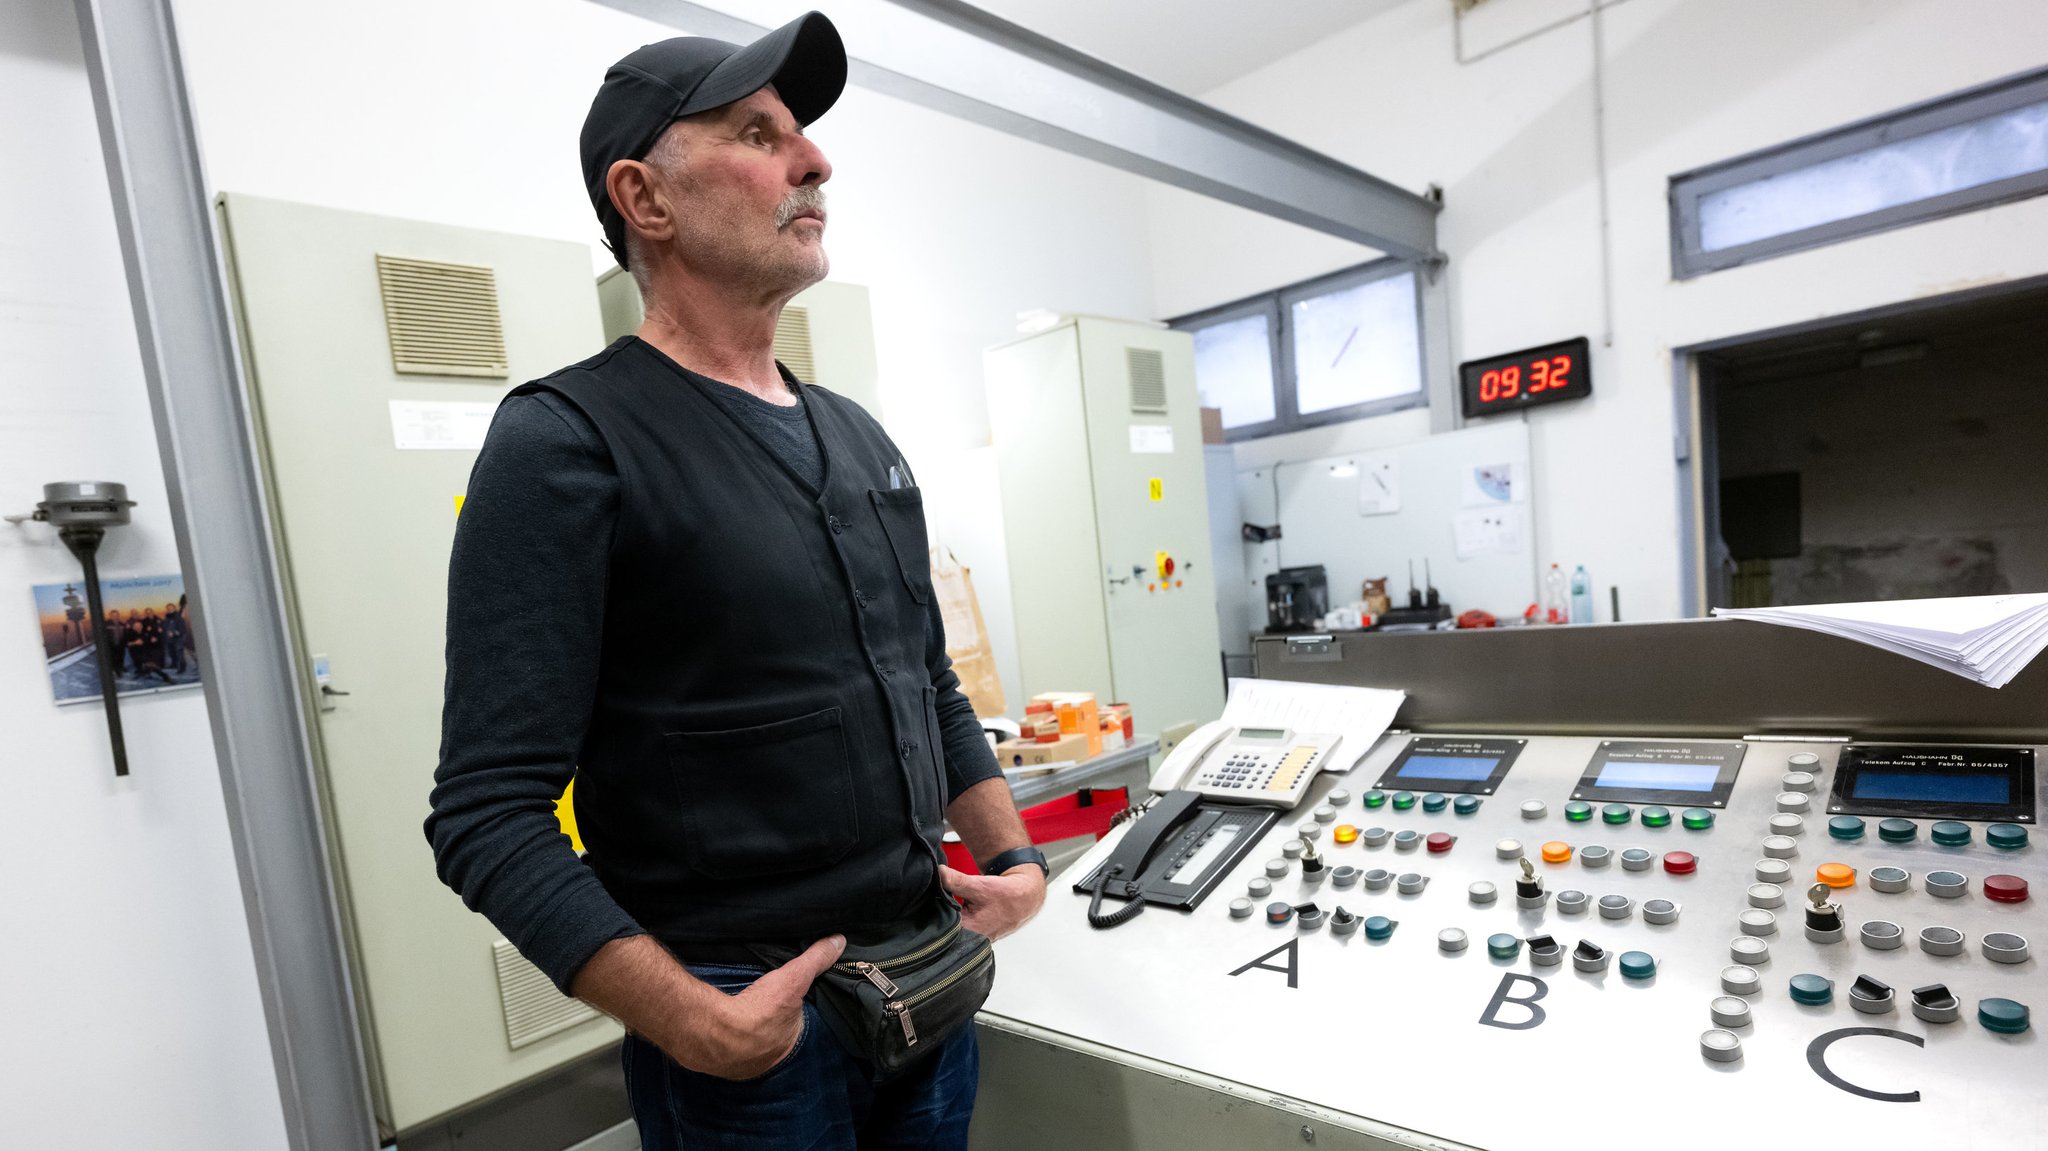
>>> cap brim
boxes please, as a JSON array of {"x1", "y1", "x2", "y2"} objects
[{"x1": 682, "y1": 11, "x2": 846, "y2": 126}]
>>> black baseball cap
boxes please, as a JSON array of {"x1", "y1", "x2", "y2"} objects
[{"x1": 581, "y1": 11, "x2": 846, "y2": 268}]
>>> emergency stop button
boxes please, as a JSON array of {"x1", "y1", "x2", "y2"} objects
[{"x1": 1426, "y1": 832, "x2": 1455, "y2": 854}]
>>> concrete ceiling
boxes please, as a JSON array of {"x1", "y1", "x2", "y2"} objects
[{"x1": 965, "y1": 0, "x2": 1413, "y2": 94}]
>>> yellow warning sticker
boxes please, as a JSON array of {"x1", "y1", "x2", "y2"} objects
[
  {"x1": 454, "y1": 494, "x2": 466, "y2": 515},
  {"x1": 1148, "y1": 478, "x2": 1164, "y2": 502},
  {"x1": 556, "y1": 776, "x2": 583, "y2": 852}
]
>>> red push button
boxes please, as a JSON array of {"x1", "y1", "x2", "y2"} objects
[
  {"x1": 1985, "y1": 874, "x2": 2030, "y2": 904},
  {"x1": 1662, "y1": 851, "x2": 1697, "y2": 875},
  {"x1": 1426, "y1": 832, "x2": 1455, "y2": 854}
]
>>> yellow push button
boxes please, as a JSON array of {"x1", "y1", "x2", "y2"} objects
[
  {"x1": 1333, "y1": 824, "x2": 1360, "y2": 845},
  {"x1": 1541, "y1": 841, "x2": 1573, "y2": 864},
  {"x1": 1816, "y1": 863, "x2": 1856, "y2": 888}
]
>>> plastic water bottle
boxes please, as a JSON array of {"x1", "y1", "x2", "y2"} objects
[
  {"x1": 1570, "y1": 565, "x2": 1593, "y2": 624},
  {"x1": 1543, "y1": 564, "x2": 1568, "y2": 625}
]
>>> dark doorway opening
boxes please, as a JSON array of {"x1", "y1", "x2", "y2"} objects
[{"x1": 1697, "y1": 282, "x2": 2048, "y2": 610}]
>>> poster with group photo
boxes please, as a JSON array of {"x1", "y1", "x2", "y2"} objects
[{"x1": 33, "y1": 574, "x2": 203, "y2": 705}]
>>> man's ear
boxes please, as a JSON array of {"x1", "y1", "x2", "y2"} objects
[{"x1": 606, "y1": 158, "x2": 676, "y2": 252}]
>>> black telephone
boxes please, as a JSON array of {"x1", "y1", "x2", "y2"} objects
[{"x1": 1075, "y1": 791, "x2": 1280, "y2": 929}]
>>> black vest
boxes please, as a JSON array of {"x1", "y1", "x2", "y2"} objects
[{"x1": 517, "y1": 338, "x2": 944, "y2": 948}]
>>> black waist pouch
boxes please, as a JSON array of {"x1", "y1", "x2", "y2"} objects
[{"x1": 752, "y1": 892, "x2": 995, "y2": 1079}]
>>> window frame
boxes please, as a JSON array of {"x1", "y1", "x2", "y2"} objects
[
  {"x1": 1172, "y1": 256, "x2": 1429, "y2": 443},
  {"x1": 1670, "y1": 66, "x2": 2048, "y2": 280}
]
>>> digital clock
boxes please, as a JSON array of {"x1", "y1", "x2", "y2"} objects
[{"x1": 1459, "y1": 336, "x2": 1592, "y2": 418}]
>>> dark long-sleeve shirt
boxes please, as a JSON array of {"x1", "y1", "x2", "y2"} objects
[{"x1": 426, "y1": 372, "x2": 999, "y2": 993}]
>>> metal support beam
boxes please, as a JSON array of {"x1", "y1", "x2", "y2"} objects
[
  {"x1": 588, "y1": 0, "x2": 1441, "y2": 261},
  {"x1": 71, "y1": 3, "x2": 379, "y2": 1149}
]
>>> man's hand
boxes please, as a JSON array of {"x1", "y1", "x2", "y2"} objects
[
  {"x1": 939, "y1": 864, "x2": 1047, "y2": 941},
  {"x1": 686, "y1": 934, "x2": 845, "y2": 1079}
]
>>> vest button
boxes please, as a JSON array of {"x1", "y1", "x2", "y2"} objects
[
  {"x1": 854, "y1": 589, "x2": 870, "y2": 608},
  {"x1": 899, "y1": 739, "x2": 916, "y2": 759},
  {"x1": 874, "y1": 662, "x2": 890, "y2": 679},
  {"x1": 827, "y1": 516, "x2": 844, "y2": 534}
]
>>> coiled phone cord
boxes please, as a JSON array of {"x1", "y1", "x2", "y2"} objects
[{"x1": 1086, "y1": 863, "x2": 1147, "y2": 929}]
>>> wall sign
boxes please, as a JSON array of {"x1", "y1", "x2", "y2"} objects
[{"x1": 1459, "y1": 337, "x2": 1591, "y2": 419}]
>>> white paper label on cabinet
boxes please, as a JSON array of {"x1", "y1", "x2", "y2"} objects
[
  {"x1": 1357, "y1": 459, "x2": 1400, "y2": 516},
  {"x1": 390, "y1": 400, "x2": 496, "y2": 451},
  {"x1": 1129, "y1": 425, "x2": 1174, "y2": 454}
]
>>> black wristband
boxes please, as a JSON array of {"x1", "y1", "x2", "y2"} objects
[{"x1": 981, "y1": 845, "x2": 1049, "y2": 878}]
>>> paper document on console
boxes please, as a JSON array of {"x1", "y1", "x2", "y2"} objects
[
  {"x1": 1713, "y1": 593, "x2": 2048, "y2": 689},
  {"x1": 1220, "y1": 677, "x2": 1407, "y2": 772}
]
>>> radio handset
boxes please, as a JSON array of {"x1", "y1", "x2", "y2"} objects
[{"x1": 1084, "y1": 790, "x2": 1204, "y2": 928}]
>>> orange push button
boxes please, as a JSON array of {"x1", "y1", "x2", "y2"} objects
[
  {"x1": 1333, "y1": 824, "x2": 1360, "y2": 845},
  {"x1": 1541, "y1": 841, "x2": 1573, "y2": 864},
  {"x1": 1816, "y1": 863, "x2": 1856, "y2": 888}
]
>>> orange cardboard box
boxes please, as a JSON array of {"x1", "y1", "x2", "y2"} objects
[
  {"x1": 995, "y1": 732, "x2": 1090, "y2": 767},
  {"x1": 1031, "y1": 692, "x2": 1101, "y2": 757}
]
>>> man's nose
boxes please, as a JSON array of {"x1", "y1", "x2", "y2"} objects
[{"x1": 795, "y1": 133, "x2": 832, "y2": 186}]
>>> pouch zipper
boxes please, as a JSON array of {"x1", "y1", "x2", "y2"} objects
[
  {"x1": 834, "y1": 919, "x2": 960, "y2": 981},
  {"x1": 882, "y1": 943, "x2": 994, "y2": 1048}
]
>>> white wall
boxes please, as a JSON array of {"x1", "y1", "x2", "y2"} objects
[
  {"x1": 0, "y1": 2, "x2": 288, "y2": 1146},
  {"x1": 171, "y1": 0, "x2": 1164, "y2": 707},
  {"x1": 1150, "y1": 0, "x2": 2048, "y2": 621}
]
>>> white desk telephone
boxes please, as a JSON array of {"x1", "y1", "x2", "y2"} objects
[{"x1": 1148, "y1": 720, "x2": 1343, "y2": 809}]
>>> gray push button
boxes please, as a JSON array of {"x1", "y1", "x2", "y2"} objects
[
  {"x1": 1313, "y1": 804, "x2": 1338, "y2": 824},
  {"x1": 1598, "y1": 894, "x2": 1634, "y2": 920},
  {"x1": 1397, "y1": 872, "x2": 1429, "y2": 894},
  {"x1": 1394, "y1": 829, "x2": 1422, "y2": 852},
  {"x1": 1495, "y1": 838, "x2": 1524, "y2": 859},
  {"x1": 1860, "y1": 921, "x2": 1904, "y2": 950},
  {"x1": 1747, "y1": 883, "x2": 1785, "y2": 908},
  {"x1": 1755, "y1": 859, "x2": 1793, "y2": 884},
  {"x1": 1265, "y1": 858, "x2": 1290, "y2": 878},
  {"x1": 1920, "y1": 926, "x2": 1966, "y2": 956},
  {"x1": 1869, "y1": 866, "x2": 1911, "y2": 894},
  {"x1": 1248, "y1": 877, "x2": 1273, "y2": 898},
  {"x1": 1700, "y1": 1030, "x2": 1743, "y2": 1063},
  {"x1": 1710, "y1": 996, "x2": 1753, "y2": 1028},
  {"x1": 1229, "y1": 897, "x2": 1254, "y2": 919},
  {"x1": 1776, "y1": 793, "x2": 1810, "y2": 814},
  {"x1": 1621, "y1": 848, "x2": 1654, "y2": 872},
  {"x1": 1362, "y1": 826, "x2": 1391, "y2": 848},
  {"x1": 1739, "y1": 909, "x2": 1779, "y2": 936},
  {"x1": 1643, "y1": 898, "x2": 1681, "y2": 925},
  {"x1": 1580, "y1": 845, "x2": 1613, "y2": 869},
  {"x1": 1331, "y1": 865, "x2": 1360, "y2": 889},
  {"x1": 1782, "y1": 770, "x2": 1818, "y2": 792},
  {"x1": 1788, "y1": 752, "x2": 1821, "y2": 769},
  {"x1": 1438, "y1": 928, "x2": 1469, "y2": 953},
  {"x1": 1327, "y1": 789, "x2": 1352, "y2": 807},
  {"x1": 1281, "y1": 840, "x2": 1305, "y2": 860},
  {"x1": 1762, "y1": 835, "x2": 1800, "y2": 858},
  {"x1": 1925, "y1": 870, "x2": 1969, "y2": 898},
  {"x1": 1768, "y1": 814, "x2": 1806, "y2": 837},
  {"x1": 1983, "y1": 932, "x2": 2031, "y2": 964},
  {"x1": 1521, "y1": 800, "x2": 1548, "y2": 820},
  {"x1": 1555, "y1": 889, "x2": 1590, "y2": 915},
  {"x1": 1721, "y1": 964, "x2": 1763, "y2": 996},
  {"x1": 1730, "y1": 937, "x2": 1770, "y2": 965},
  {"x1": 1469, "y1": 881, "x2": 1498, "y2": 905},
  {"x1": 1363, "y1": 868, "x2": 1393, "y2": 891}
]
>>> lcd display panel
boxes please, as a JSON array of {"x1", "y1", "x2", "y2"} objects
[
  {"x1": 1397, "y1": 755, "x2": 1498, "y2": 782},
  {"x1": 1851, "y1": 770, "x2": 2011, "y2": 806},
  {"x1": 1572, "y1": 741, "x2": 1747, "y2": 806},
  {"x1": 1375, "y1": 737, "x2": 1526, "y2": 795},
  {"x1": 1828, "y1": 744, "x2": 2035, "y2": 822}
]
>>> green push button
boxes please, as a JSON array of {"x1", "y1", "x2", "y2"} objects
[
  {"x1": 1392, "y1": 791, "x2": 1418, "y2": 811},
  {"x1": 1565, "y1": 801, "x2": 1594, "y2": 823},
  {"x1": 1979, "y1": 998, "x2": 2031, "y2": 1034},
  {"x1": 1602, "y1": 804, "x2": 1633, "y2": 826},
  {"x1": 1932, "y1": 821, "x2": 1973, "y2": 847},
  {"x1": 1790, "y1": 974, "x2": 1834, "y2": 1006},
  {"x1": 1422, "y1": 793, "x2": 1448, "y2": 813},
  {"x1": 1681, "y1": 808, "x2": 1715, "y2": 830},
  {"x1": 1487, "y1": 933, "x2": 1522, "y2": 960},
  {"x1": 1828, "y1": 816, "x2": 1867, "y2": 841},
  {"x1": 1987, "y1": 823, "x2": 2029, "y2": 850},
  {"x1": 1454, "y1": 795, "x2": 1482, "y2": 815},
  {"x1": 1641, "y1": 806, "x2": 1672, "y2": 828},
  {"x1": 1363, "y1": 790, "x2": 1388, "y2": 809},
  {"x1": 1364, "y1": 916, "x2": 1397, "y2": 941},
  {"x1": 1878, "y1": 818, "x2": 1918, "y2": 843},
  {"x1": 1619, "y1": 951, "x2": 1657, "y2": 980}
]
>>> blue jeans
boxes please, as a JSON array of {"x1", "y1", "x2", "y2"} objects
[{"x1": 623, "y1": 963, "x2": 979, "y2": 1150}]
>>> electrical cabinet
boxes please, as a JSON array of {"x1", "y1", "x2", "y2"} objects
[{"x1": 985, "y1": 317, "x2": 1225, "y2": 738}]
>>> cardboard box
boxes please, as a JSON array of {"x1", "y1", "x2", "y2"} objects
[
  {"x1": 1032, "y1": 692, "x2": 1101, "y2": 757},
  {"x1": 1200, "y1": 406, "x2": 1225, "y2": 444},
  {"x1": 995, "y1": 732, "x2": 1090, "y2": 767}
]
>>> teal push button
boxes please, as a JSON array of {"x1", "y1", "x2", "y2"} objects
[
  {"x1": 1878, "y1": 818, "x2": 1918, "y2": 843},
  {"x1": 1619, "y1": 951, "x2": 1657, "y2": 980},
  {"x1": 1422, "y1": 793, "x2": 1448, "y2": 813},
  {"x1": 1681, "y1": 808, "x2": 1715, "y2": 830},
  {"x1": 1790, "y1": 974, "x2": 1834, "y2": 1005},
  {"x1": 1487, "y1": 933, "x2": 1522, "y2": 960},
  {"x1": 1932, "y1": 821, "x2": 1972, "y2": 847},
  {"x1": 1454, "y1": 795, "x2": 1482, "y2": 816},
  {"x1": 1828, "y1": 816, "x2": 1867, "y2": 841},
  {"x1": 1392, "y1": 791, "x2": 1417, "y2": 811},
  {"x1": 1979, "y1": 998, "x2": 2030, "y2": 1034},
  {"x1": 1364, "y1": 916, "x2": 1397, "y2": 941},
  {"x1": 1987, "y1": 823, "x2": 2029, "y2": 850},
  {"x1": 1565, "y1": 801, "x2": 1594, "y2": 823},
  {"x1": 1602, "y1": 804, "x2": 1633, "y2": 826},
  {"x1": 1641, "y1": 806, "x2": 1672, "y2": 828}
]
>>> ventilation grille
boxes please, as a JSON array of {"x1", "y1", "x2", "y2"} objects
[
  {"x1": 1126, "y1": 347, "x2": 1168, "y2": 414},
  {"x1": 775, "y1": 305, "x2": 816, "y2": 383},
  {"x1": 492, "y1": 939, "x2": 600, "y2": 1049},
  {"x1": 374, "y1": 254, "x2": 509, "y2": 378}
]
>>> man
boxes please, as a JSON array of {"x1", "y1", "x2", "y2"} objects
[
  {"x1": 425, "y1": 12, "x2": 1046, "y2": 1148},
  {"x1": 102, "y1": 609, "x2": 129, "y2": 678},
  {"x1": 161, "y1": 601, "x2": 188, "y2": 674}
]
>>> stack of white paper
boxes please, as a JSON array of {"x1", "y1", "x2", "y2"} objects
[{"x1": 1713, "y1": 594, "x2": 2048, "y2": 688}]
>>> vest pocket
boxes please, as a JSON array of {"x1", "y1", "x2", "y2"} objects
[
  {"x1": 868, "y1": 488, "x2": 934, "y2": 605},
  {"x1": 665, "y1": 707, "x2": 860, "y2": 879}
]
